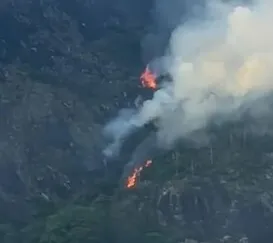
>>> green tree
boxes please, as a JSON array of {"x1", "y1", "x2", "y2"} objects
[{"x1": 39, "y1": 204, "x2": 108, "y2": 243}]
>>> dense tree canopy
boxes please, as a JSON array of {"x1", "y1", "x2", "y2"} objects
[{"x1": 0, "y1": 1, "x2": 273, "y2": 243}]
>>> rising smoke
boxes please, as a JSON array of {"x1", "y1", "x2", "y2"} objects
[{"x1": 103, "y1": 0, "x2": 273, "y2": 157}]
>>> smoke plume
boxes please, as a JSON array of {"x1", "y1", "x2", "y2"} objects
[{"x1": 104, "y1": 0, "x2": 273, "y2": 157}]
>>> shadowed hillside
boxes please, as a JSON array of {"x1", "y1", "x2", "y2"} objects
[{"x1": 0, "y1": 1, "x2": 273, "y2": 243}]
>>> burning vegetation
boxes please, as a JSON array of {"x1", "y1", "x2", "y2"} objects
[
  {"x1": 126, "y1": 160, "x2": 152, "y2": 188},
  {"x1": 125, "y1": 67, "x2": 157, "y2": 189},
  {"x1": 140, "y1": 66, "x2": 157, "y2": 90}
]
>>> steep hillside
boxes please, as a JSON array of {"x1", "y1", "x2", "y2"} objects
[{"x1": 0, "y1": 1, "x2": 273, "y2": 243}]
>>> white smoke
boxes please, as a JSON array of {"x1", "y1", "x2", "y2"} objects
[{"x1": 103, "y1": 0, "x2": 273, "y2": 156}]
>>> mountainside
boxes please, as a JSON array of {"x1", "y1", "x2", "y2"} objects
[
  {"x1": 0, "y1": 0, "x2": 147, "y2": 231},
  {"x1": 1, "y1": 1, "x2": 273, "y2": 243}
]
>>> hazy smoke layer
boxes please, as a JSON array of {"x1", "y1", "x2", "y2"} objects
[{"x1": 104, "y1": 0, "x2": 273, "y2": 156}]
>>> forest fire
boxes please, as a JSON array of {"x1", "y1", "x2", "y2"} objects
[
  {"x1": 126, "y1": 160, "x2": 152, "y2": 188},
  {"x1": 125, "y1": 67, "x2": 157, "y2": 189},
  {"x1": 140, "y1": 66, "x2": 157, "y2": 90}
]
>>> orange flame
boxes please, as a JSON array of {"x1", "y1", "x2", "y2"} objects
[
  {"x1": 140, "y1": 67, "x2": 157, "y2": 90},
  {"x1": 126, "y1": 160, "x2": 152, "y2": 188}
]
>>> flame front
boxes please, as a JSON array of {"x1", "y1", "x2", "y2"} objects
[
  {"x1": 125, "y1": 67, "x2": 156, "y2": 189},
  {"x1": 140, "y1": 67, "x2": 157, "y2": 90},
  {"x1": 126, "y1": 160, "x2": 152, "y2": 188}
]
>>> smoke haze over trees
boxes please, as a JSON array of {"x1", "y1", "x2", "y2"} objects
[{"x1": 0, "y1": 0, "x2": 273, "y2": 243}]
